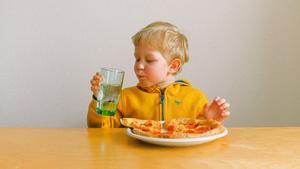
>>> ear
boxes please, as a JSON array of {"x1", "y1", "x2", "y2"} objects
[{"x1": 168, "y1": 58, "x2": 182, "y2": 74}]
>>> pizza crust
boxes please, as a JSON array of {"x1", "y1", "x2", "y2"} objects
[{"x1": 131, "y1": 128, "x2": 162, "y2": 138}]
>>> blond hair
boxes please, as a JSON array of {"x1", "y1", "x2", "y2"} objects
[{"x1": 132, "y1": 21, "x2": 189, "y2": 65}]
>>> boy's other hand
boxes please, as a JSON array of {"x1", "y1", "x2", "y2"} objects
[
  {"x1": 204, "y1": 96, "x2": 230, "y2": 122},
  {"x1": 90, "y1": 72, "x2": 102, "y2": 97}
]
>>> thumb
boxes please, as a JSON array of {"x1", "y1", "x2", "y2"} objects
[
  {"x1": 204, "y1": 103, "x2": 209, "y2": 113},
  {"x1": 203, "y1": 103, "x2": 210, "y2": 118}
]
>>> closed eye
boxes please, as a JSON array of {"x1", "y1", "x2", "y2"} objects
[{"x1": 146, "y1": 59, "x2": 155, "y2": 63}]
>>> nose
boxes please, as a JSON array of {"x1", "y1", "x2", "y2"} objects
[{"x1": 135, "y1": 61, "x2": 144, "y2": 70}]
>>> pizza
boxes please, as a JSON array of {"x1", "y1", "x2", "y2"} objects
[{"x1": 121, "y1": 118, "x2": 224, "y2": 138}]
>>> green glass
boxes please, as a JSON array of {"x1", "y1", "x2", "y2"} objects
[{"x1": 96, "y1": 68, "x2": 124, "y2": 116}]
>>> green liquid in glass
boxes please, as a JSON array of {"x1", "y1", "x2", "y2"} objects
[
  {"x1": 96, "y1": 107, "x2": 116, "y2": 116},
  {"x1": 96, "y1": 84, "x2": 121, "y2": 116}
]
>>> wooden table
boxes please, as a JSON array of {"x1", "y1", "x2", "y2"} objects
[{"x1": 0, "y1": 128, "x2": 299, "y2": 169}]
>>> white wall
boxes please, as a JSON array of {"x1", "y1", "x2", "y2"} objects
[{"x1": 1, "y1": 0, "x2": 299, "y2": 127}]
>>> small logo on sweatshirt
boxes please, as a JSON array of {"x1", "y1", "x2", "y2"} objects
[{"x1": 174, "y1": 99, "x2": 182, "y2": 105}]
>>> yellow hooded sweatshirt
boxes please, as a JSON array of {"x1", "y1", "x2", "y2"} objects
[{"x1": 87, "y1": 80, "x2": 208, "y2": 128}]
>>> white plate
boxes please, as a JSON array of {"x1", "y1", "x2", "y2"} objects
[{"x1": 127, "y1": 128, "x2": 228, "y2": 147}]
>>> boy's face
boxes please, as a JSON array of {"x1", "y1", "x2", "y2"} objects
[{"x1": 134, "y1": 45, "x2": 171, "y2": 87}]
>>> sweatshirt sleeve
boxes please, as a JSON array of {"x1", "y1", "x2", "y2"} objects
[{"x1": 86, "y1": 99, "x2": 122, "y2": 128}]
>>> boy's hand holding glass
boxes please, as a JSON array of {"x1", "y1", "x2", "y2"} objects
[{"x1": 204, "y1": 96, "x2": 230, "y2": 122}]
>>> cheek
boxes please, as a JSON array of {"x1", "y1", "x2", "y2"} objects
[
  {"x1": 133, "y1": 63, "x2": 137, "y2": 72},
  {"x1": 148, "y1": 64, "x2": 168, "y2": 79},
  {"x1": 134, "y1": 62, "x2": 140, "y2": 74}
]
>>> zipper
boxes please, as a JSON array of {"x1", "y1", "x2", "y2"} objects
[
  {"x1": 158, "y1": 81, "x2": 186, "y2": 121},
  {"x1": 160, "y1": 92, "x2": 165, "y2": 121}
]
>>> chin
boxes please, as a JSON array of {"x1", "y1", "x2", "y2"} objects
[{"x1": 138, "y1": 81, "x2": 154, "y2": 87}]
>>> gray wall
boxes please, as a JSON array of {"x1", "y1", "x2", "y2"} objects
[{"x1": 1, "y1": 0, "x2": 299, "y2": 127}]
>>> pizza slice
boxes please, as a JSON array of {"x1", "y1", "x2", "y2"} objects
[
  {"x1": 120, "y1": 118, "x2": 163, "y2": 137},
  {"x1": 164, "y1": 118, "x2": 224, "y2": 138}
]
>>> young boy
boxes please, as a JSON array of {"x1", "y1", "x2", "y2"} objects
[{"x1": 87, "y1": 21, "x2": 230, "y2": 128}]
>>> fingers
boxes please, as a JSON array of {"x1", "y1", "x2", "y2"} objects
[
  {"x1": 91, "y1": 85, "x2": 100, "y2": 95},
  {"x1": 213, "y1": 96, "x2": 231, "y2": 120},
  {"x1": 90, "y1": 72, "x2": 102, "y2": 85},
  {"x1": 214, "y1": 111, "x2": 230, "y2": 122},
  {"x1": 214, "y1": 96, "x2": 230, "y2": 109},
  {"x1": 94, "y1": 72, "x2": 102, "y2": 82},
  {"x1": 95, "y1": 72, "x2": 102, "y2": 81},
  {"x1": 213, "y1": 96, "x2": 221, "y2": 102},
  {"x1": 217, "y1": 98, "x2": 226, "y2": 106},
  {"x1": 90, "y1": 72, "x2": 102, "y2": 95},
  {"x1": 220, "y1": 103, "x2": 230, "y2": 111},
  {"x1": 221, "y1": 111, "x2": 230, "y2": 117},
  {"x1": 219, "y1": 99, "x2": 230, "y2": 116},
  {"x1": 213, "y1": 96, "x2": 226, "y2": 107},
  {"x1": 90, "y1": 79, "x2": 99, "y2": 86}
]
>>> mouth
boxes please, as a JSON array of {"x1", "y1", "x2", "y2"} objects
[{"x1": 137, "y1": 75, "x2": 146, "y2": 80}]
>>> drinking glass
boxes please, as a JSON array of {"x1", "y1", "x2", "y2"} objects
[{"x1": 96, "y1": 67, "x2": 124, "y2": 116}]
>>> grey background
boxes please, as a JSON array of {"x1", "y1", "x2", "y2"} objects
[{"x1": 1, "y1": 0, "x2": 299, "y2": 127}]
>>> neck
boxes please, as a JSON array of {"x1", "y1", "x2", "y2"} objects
[{"x1": 158, "y1": 75, "x2": 176, "y2": 89}]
